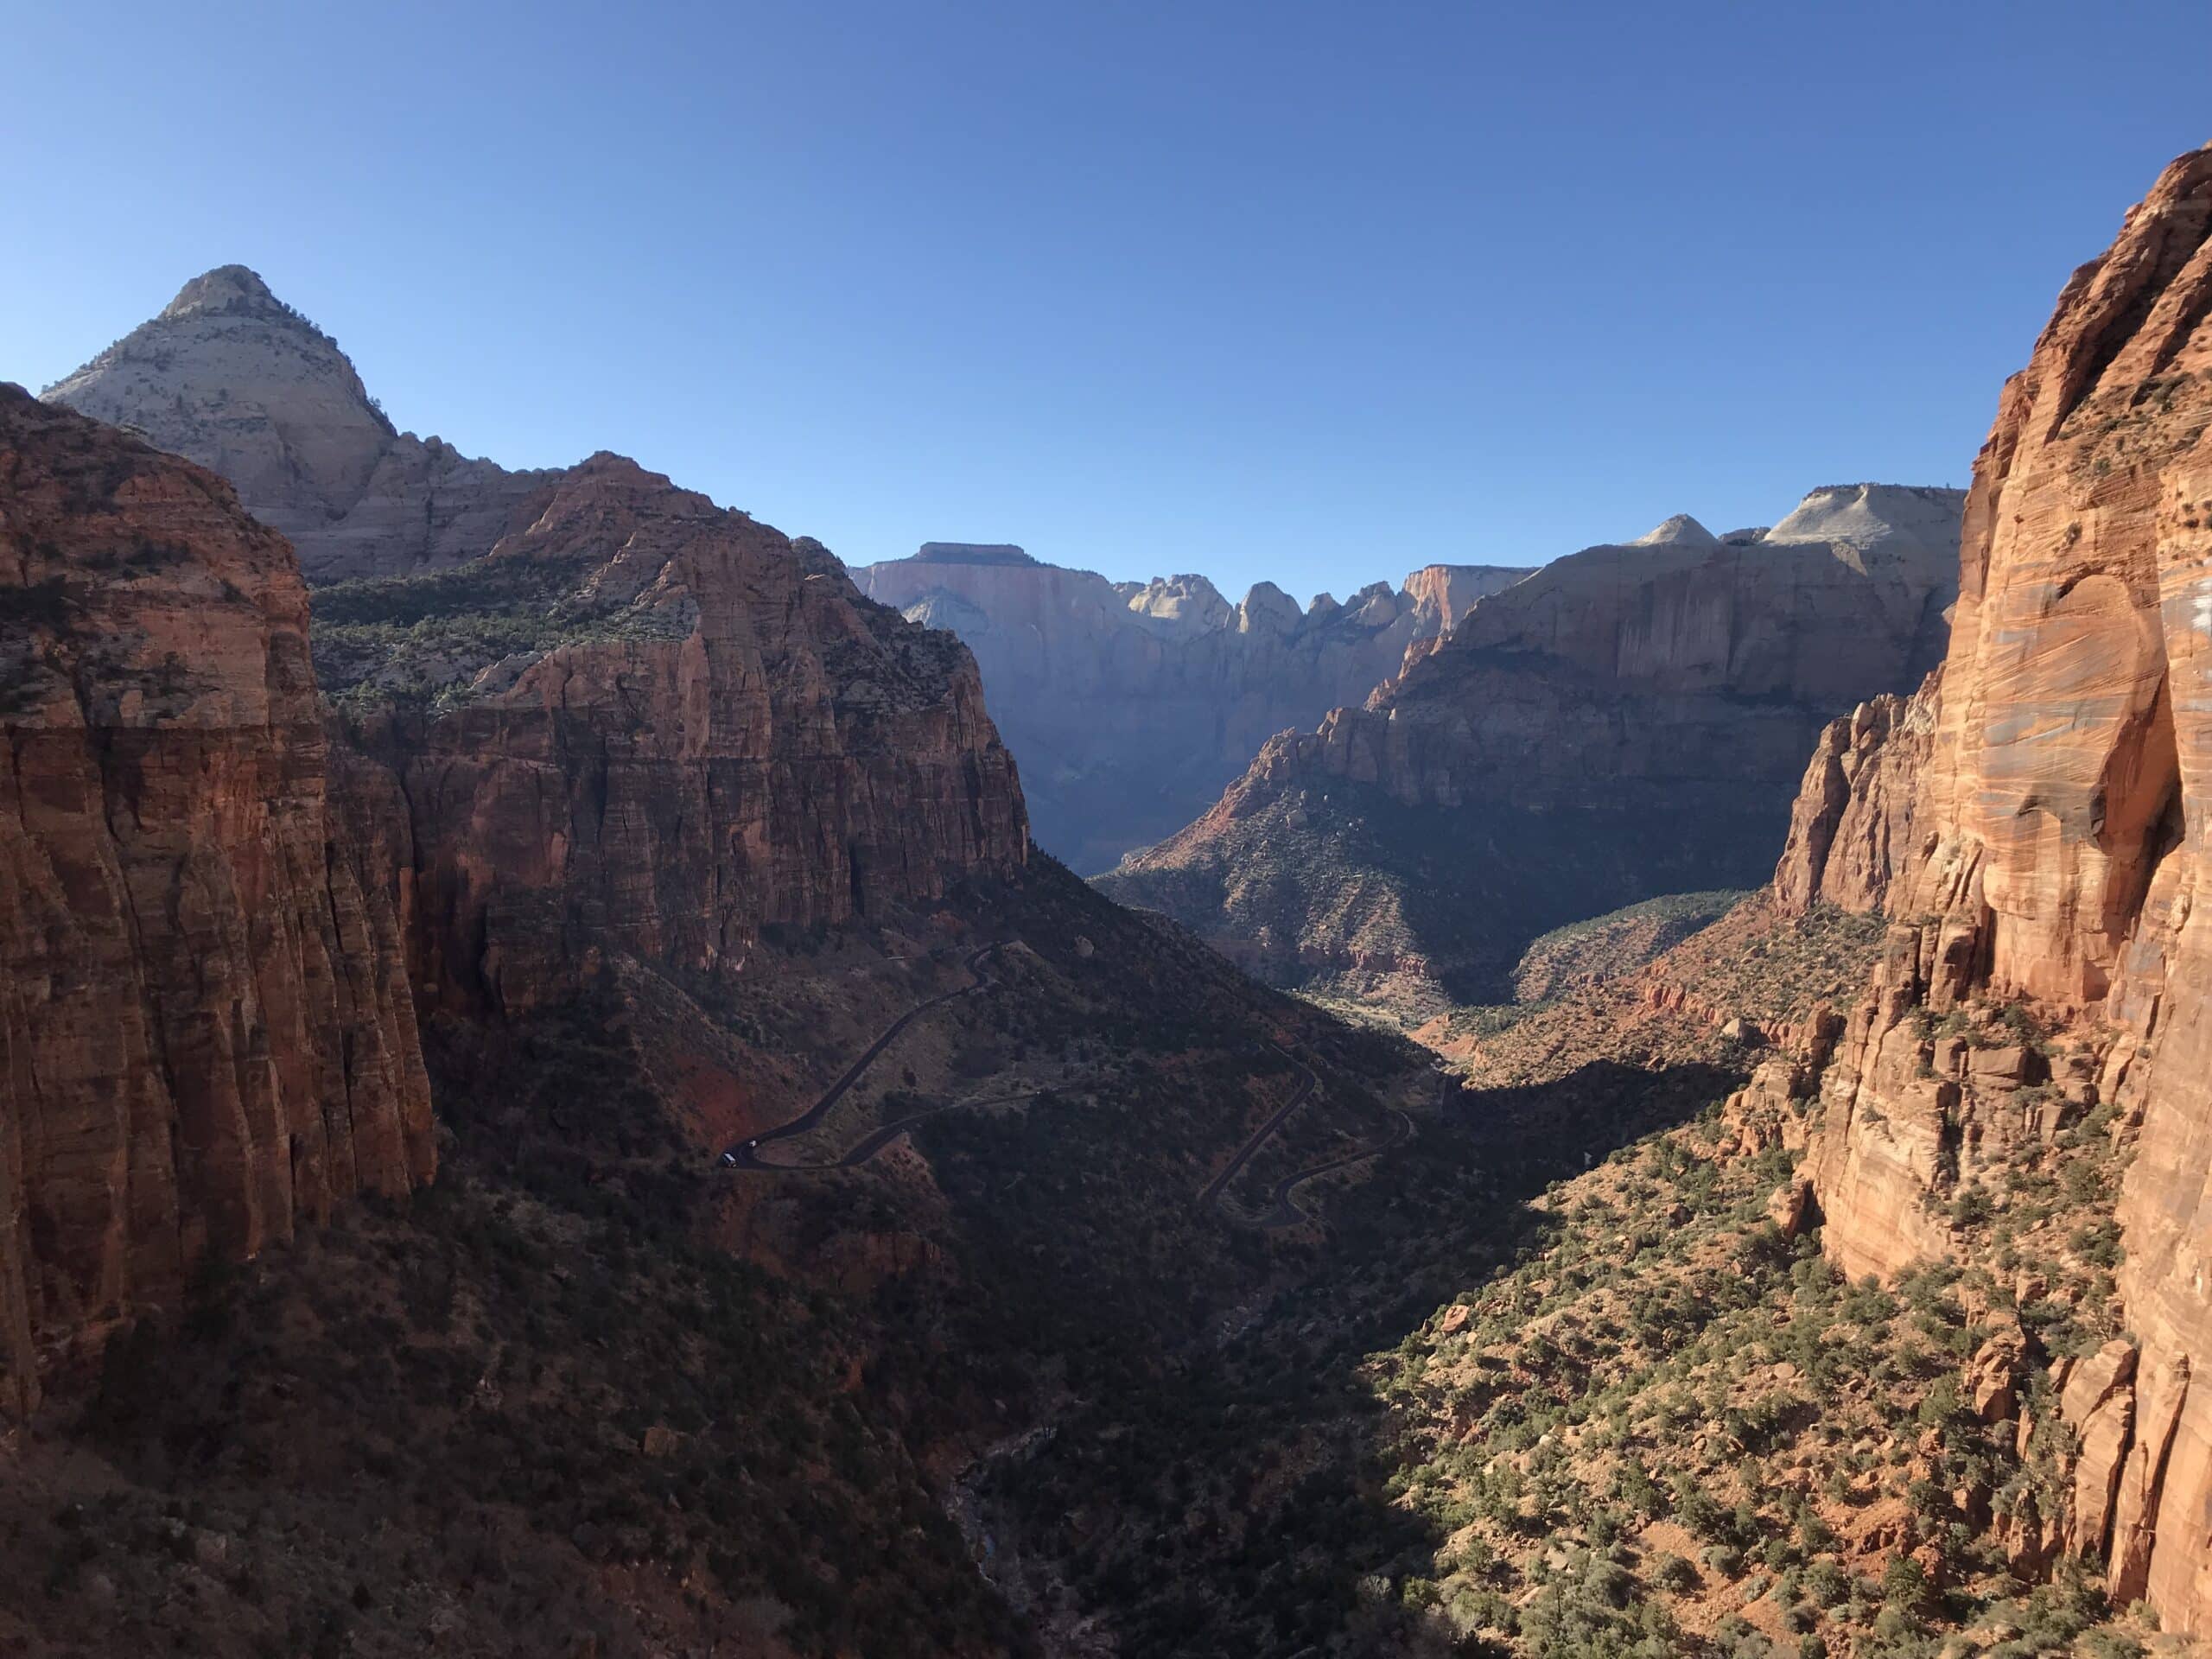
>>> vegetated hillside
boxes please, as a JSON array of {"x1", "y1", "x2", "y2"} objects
[
  {"x1": 957, "y1": 887, "x2": 2183, "y2": 1656},
  {"x1": 854, "y1": 545, "x2": 1531, "y2": 871},
  {"x1": 1509, "y1": 891, "x2": 1750, "y2": 1004},
  {"x1": 1413, "y1": 898, "x2": 1889, "y2": 1080},
  {"x1": 1099, "y1": 486, "x2": 1962, "y2": 1015},
  {"x1": 0, "y1": 844, "x2": 1437, "y2": 1657}
]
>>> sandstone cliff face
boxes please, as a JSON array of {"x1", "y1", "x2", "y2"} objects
[
  {"x1": 1100, "y1": 485, "x2": 1961, "y2": 1008},
  {"x1": 0, "y1": 386, "x2": 434, "y2": 1414},
  {"x1": 1771, "y1": 682, "x2": 1938, "y2": 916},
  {"x1": 44, "y1": 267, "x2": 551, "y2": 583},
  {"x1": 853, "y1": 544, "x2": 1529, "y2": 870},
  {"x1": 1782, "y1": 147, "x2": 2212, "y2": 1631},
  {"x1": 324, "y1": 460, "x2": 1030, "y2": 1012}
]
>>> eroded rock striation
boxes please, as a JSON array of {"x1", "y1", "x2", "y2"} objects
[
  {"x1": 1771, "y1": 683, "x2": 1939, "y2": 916},
  {"x1": 1757, "y1": 146, "x2": 2212, "y2": 1630},
  {"x1": 854, "y1": 544, "x2": 1531, "y2": 870},
  {"x1": 1100, "y1": 485, "x2": 1963, "y2": 1010},
  {"x1": 0, "y1": 386, "x2": 434, "y2": 1413}
]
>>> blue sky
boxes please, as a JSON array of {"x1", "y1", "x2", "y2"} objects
[{"x1": 6, "y1": 2, "x2": 2208, "y2": 601}]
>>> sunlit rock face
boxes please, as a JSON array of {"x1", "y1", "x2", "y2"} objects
[
  {"x1": 1100, "y1": 483, "x2": 1962, "y2": 1008},
  {"x1": 1784, "y1": 145, "x2": 2212, "y2": 1630},
  {"x1": 45, "y1": 265, "x2": 552, "y2": 582}
]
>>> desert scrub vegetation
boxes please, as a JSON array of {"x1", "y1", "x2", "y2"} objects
[
  {"x1": 1358, "y1": 1082, "x2": 2153, "y2": 1657},
  {"x1": 1510, "y1": 888, "x2": 1749, "y2": 1002},
  {"x1": 9, "y1": 995, "x2": 1029, "y2": 1659},
  {"x1": 309, "y1": 548, "x2": 693, "y2": 707}
]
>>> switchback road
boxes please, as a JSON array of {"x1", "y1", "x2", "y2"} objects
[
  {"x1": 1198, "y1": 1045, "x2": 1410, "y2": 1230},
  {"x1": 718, "y1": 944, "x2": 1003, "y2": 1171}
]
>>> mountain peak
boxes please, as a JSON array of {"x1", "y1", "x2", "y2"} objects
[
  {"x1": 158, "y1": 264, "x2": 292, "y2": 323},
  {"x1": 1629, "y1": 513, "x2": 1719, "y2": 548},
  {"x1": 1764, "y1": 482, "x2": 1967, "y2": 557}
]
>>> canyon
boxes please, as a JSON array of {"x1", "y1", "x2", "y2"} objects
[
  {"x1": 854, "y1": 541, "x2": 1530, "y2": 870},
  {"x1": 6, "y1": 140, "x2": 2212, "y2": 1659},
  {"x1": 1099, "y1": 483, "x2": 1966, "y2": 1014}
]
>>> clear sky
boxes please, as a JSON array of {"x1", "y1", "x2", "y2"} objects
[{"x1": 6, "y1": 2, "x2": 2207, "y2": 601}]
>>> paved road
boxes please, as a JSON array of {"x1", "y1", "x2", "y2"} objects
[
  {"x1": 721, "y1": 951, "x2": 1408, "y2": 1218},
  {"x1": 1196, "y1": 1044, "x2": 1317, "y2": 1210},
  {"x1": 1199, "y1": 1044, "x2": 1410, "y2": 1230},
  {"x1": 1243, "y1": 1109, "x2": 1414, "y2": 1229},
  {"x1": 718, "y1": 944, "x2": 1003, "y2": 1171}
]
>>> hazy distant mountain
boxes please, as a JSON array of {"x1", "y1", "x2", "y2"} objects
[
  {"x1": 1098, "y1": 483, "x2": 1966, "y2": 1013},
  {"x1": 854, "y1": 547, "x2": 1532, "y2": 870}
]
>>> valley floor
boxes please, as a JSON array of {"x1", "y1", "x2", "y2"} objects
[{"x1": 1, "y1": 886, "x2": 2190, "y2": 1659}]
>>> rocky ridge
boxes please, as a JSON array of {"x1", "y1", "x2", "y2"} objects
[
  {"x1": 1099, "y1": 482, "x2": 1965, "y2": 1010},
  {"x1": 854, "y1": 543, "x2": 1531, "y2": 869},
  {"x1": 44, "y1": 265, "x2": 553, "y2": 583},
  {"x1": 322, "y1": 456, "x2": 1029, "y2": 1013}
]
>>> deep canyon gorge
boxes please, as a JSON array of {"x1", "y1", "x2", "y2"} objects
[{"x1": 3, "y1": 99, "x2": 2212, "y2": 1659}]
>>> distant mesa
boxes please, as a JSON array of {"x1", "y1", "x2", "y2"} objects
[
  {"x1": 854, "y1": 546, "x2": 1534, "y2": 871},
  {"x1": 912, "y1": 542, "x2": 1039, "y2": 566}
]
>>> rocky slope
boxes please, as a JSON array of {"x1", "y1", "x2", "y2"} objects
[
  {"x1": 44, "y1": 266, "x2": 552, "y2": 582},
  {"x1": 321, "y1": 460, "x2": 1030, "y2": 1013},
  {"x1": 41, "y1": 270, "x2": 1033, "y2": 1021},
  {"x1": 1099, "y1": 486, "x2": 1964, "y2": 1011},
  {"x1": 1743, "y1": 144, "x2": 2212, "y2": 1634},
  {"x1": 854, "y1": 543, "x2": 1531, "y2": 869},
  {"x1": 10, "y1": 275, "x2": 1030, "y2": 1414},
  {"x1": 0, "y1": 385, "x2": 434, "y2": 1414}
]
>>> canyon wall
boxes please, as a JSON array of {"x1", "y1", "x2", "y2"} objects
[
  {"x1": 45, "y1": 269, "x2": 1032, "y2": 1017},
  {"x1": 10, "y1": 275, "x2": 1031, "y2": 1406},
  {"x1": 1776, "y1": 145, "x2": 2212, "y2": 1630},
  {"x1": 1771, "y1": 683, "x2": 1939, "y2": 917},
  {"x1": 0, "y1": 386, "x2": 435, "y2": 1413},
  {"x1": 854, "y1": 543, "x2": 1530, "y2": 870},
  {"x1": 1099, "y1": 486, "x2": 1962, "y2": 1009},
  {"x1": 323, "y1": 461, "x2": 1030, "y2": 1013}
]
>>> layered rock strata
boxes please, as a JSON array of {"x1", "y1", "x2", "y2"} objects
[
  {"x1": 323, "y1": 458, "x2": 1031, "y2": 1012},
  {"x1": 854, "y1": 544, "x2": 1531, "y2": 869},
  {"x1": 0, "y1": 386, "x2": 435, "y2": 1412},
  {"x1": 1761, "y1": 146, "x2": 2212, "y2": 1631},
  {"x1": 1101, "y1": 487, "x2": 1964, "y2": 1007}
]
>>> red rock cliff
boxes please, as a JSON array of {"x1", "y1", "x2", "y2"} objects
[
  {"x1": 324, "y1": 457, "x2": 1030, "y2": 1012},
  {"x1": 0, "y1": 386, "x2": 434, "y2": 1414},
  {"x1": 1793, "y1": 146, "x2": 2212, "y2": 1630},
  {"x1": 41, "y1": 271, "x2": 1033, "y2": 1018}
]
